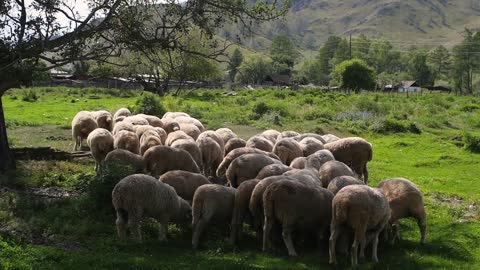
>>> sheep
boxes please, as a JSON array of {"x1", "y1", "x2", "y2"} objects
[
  {"x1": 154, "y1": 127, "x2": 168, "y2": 144},
  {"x1": 261, "y1": 129, "x2": 280, "y2": 144},
  {"x1": 197, "y1": 130, "x2": 225, "y2": 155},
  {"x1": 72, "y1": 111, "x2": 98, "y2": 151},
  {"x1": 290, "y1": 157, "x2": 306, "y2": 169},
  {"x1": 299, "y1": 137, "x2": 324, "y2": 156},
  {"x1": 283, "y1": 168, "x2": 322, "y2": 185},
  {"x1": 135, "y1": 125, "x2": 158, "y2": 140},
  {"x1": 226, "y1": 153, "x2": 282, "y2": 188},
  {"x1": 196, "y1": 136, "x2": 223, "y2": 178},
  {"x1": 165, "y1": 130, "x2": 192, "y2": 146},
  {"x1": 319, "y1": 160, "x2": 356, "y2": 188},
  {"x1": 262, "y1": 179, "x2": 334, "y2": 256},
  {"x1": 104, "y1": 149, "x2": 144, "y2": 174},
  {"x1": 179, "y1": 123, "x2": 201, "y2": 140},
  {"x1": 377, "y1": 178, "x2": 427, "y2": 245},
  {"x1": 140, "y1": 133, "x2": 162, "y2": 156},
  {"x1": 114, "y1": 130, "x2": 140, "y2": 155},
  {"x1": 327, "y1": 176, "x2": 365, "y2": 195},
  {"x1": 329, "y1": 185, "x2": 391, "y2": 266},
  {"x1": 273, "y1": 138, "x2": 303, "y2": 166},
  {"x1": 256, "y1": 163, "x2": 292, "y2": 179},
  {"x1": 159, "y1": 170, "x2": 211, "y2": 202},
  {"x1": 293, "y1": 133, "x2": 326, "y2": 144},
  {"x1": 230, "y1": 179, "x2": 260, "y2": 246},
  {"x1": 305, "y1": 149, "x2": 335, "y2": 171},
  {"x1": 322, "y1": 134, "x2": 341, "y2": 143},
  {"x1": 324, "y1": 137, "x2": 373, "y2": 184},
  {"x1": 113, "y1": 108, "x2": 132, "y2": 122},
  {"x1": 175, "y1": 116, "x2": 204, "y2": 132},
  {"x1": 224, "y1": 137, "x2": 247, "y2": 156},
  {"x1": 245, "y1": 135, "x2": 274, "y2": 152},
  {"x1": 216, "y1": 128, "x2": 237, "y2": 144},
  {"x1": 123, "y1": 115, "x2": 149, "y2": 126},
  {"x1": 92, "y1": 110, "x2": 113, "y2": 131},
  {"x1": 136, "y1": 114, "x2": 163, "y2": 127},
  {"x1": 114, "y1": 116, "x2": 126, "y2": 123},
  {"x1": 163, "y1": 112, "x2": 190, "y2": 119},
  {"x1": 112, "y1": 121, "x2": 135, "y2": 136},
  {"x1": 171, "y1": 138, "x2": 203, "y2": 171},
  {"x1": 162, "y1": 118, "x2": 181, "y2": 133},
  {"x1": 112, "y1": 174, "x2": 191, "y2": 242},
  {"x1": 143, "y1": 146, "x2": 200, "y2": 177},
  {"x1": 87, "y1": 128, "x2": 114, "y2": 172},
  {"x1": 216, "y1": 147, "x2": 280, "y2": 177},
  {"x1": 192, "y1": 184, "x2": 236, "y2": 249},
  {"x1": 277, "y1": 130, "x2": 300, "y2": 141}
]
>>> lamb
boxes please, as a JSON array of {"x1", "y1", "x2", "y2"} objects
[
  {"x1": 165, "y1": 130, "x2": 192, "y2": 146},
  {"x1": 123, "y1": 115, "x2": 149, "y2": 126},
  {"x1": 87, "y1": 128, "x2": 114, "y2": 172},
  {"x1": 318, "y1": 160, "x2": 356, "y2": 188},
  {"x1": 113, "y1": 108, "x2": 132, "y2": 122},
  {"x1": 216, "y1": 128, "x2": 238, "y2": 144},
  {"x1": 277, "y1": 130, "x2": 300, "y2": 141},
  {"x1": 104, "y1": 149, "x2": 144, "y2": 174},
  {"x1": 136, "y1": 114, "x2": 163, "y2": 127},
  {"x1": 159, "y1": 170, "x2": 211, "y2": 202},
  {"x1": 290, "y1": 157, "x2": 306, "y2": 169},
  {"x1": 112, "y1": 174, "x2": 192, "y2": 242},
  {"x1": 179, "y1": 123, "x2": 201, "y2": 140},
  {"x1": 262, "y1": 179, "x2": 334, "y2": 256},
  {"x1": 299, "y1": 137, "x2": 324, "y2": 156},
  {"x1": 329, "y1": 185, "x2": 391, "y2": 266},
  {"x1": 171, "y1": 138, "x2": 203, "y2": 170},
  {"x1": 216, "y1": 147, "x2": 280, "y2": 177},
  {"x1": 256, "y1": 164, "x2": 292, "y2": 179},
  {"x1": 224, "y1": 137, "x2": 246, "y2": 156},
  {"x1": 273, "y1": 138, "x2": 303, "y2": 166},
  {"x1": 162, "y1": 118, "x2": 181, "y2": 133},
  {"x1": 196, "y1": 136, "x2": 223, "y2": 178},
  {"x1": 327, "y1": 175, "x2": 365, "y2": 195},
  {"x1": 324, "y1": 137, "x2": 373, "y2": 184},
  {"x1": 175, "y1": 116, "x2": 204, "y2": 132},
  {"x1": 226, "y1": 153, "x2": 282, "y2": 188},
  {"x1": 92, "y1": 110, "x2": 113, "y2": 131},
  {"x1": 322, "y1": 134, "x2": 340, "y2": 143},
  {"x1": 377, "y1": 178, "x2": 427, "y2": 244},
  {"x1": 305, "y1": 149, "x2": 335, "y2": 171},
  {"x1": 114, "y1": 130, "x2": 140, "y2": 155},
  {"x1": 245, "y1": 135, "x2": 274, "y2": 152},
  {"x1": 230, "y1": 179, "x2": 260, "y2": 246},
  {"x1": 192, "y1": 184, "x2": 236, "y2": 249},
  {"x1": 72, "y1": 111, "x2": 98, "y2": 151},
  {"x1": 140, "y1": 132, "x2": 162, "y2": 156},
  {"x1": 143, "y1": 145, "x2": 200, "y2": 177},
  {"x1": 112, "y1": 121, "x2": 135, "y2": 136},
  {"x1": 261, "y1": 129, "x2": 280, "y2": 144},
  {"x1": 197, "y1": 130, "x2": 225, "y2": 155}
]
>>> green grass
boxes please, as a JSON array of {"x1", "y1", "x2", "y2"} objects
[{"x1": 1, "y1": 87, "x2": 480, "y2": 269}]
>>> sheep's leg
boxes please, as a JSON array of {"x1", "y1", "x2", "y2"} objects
[
  {"x1": 262, "y1": 216, "x2": 273, "y2": 252},
  {"x1": 329, "y1": 224, "x2": 341, "y2": 265},
  {"x1": 128, "y1": 215, "x2": 142, "y2": 243},
  {"x1": 115, "y1": 210, "x2": 128, "y2": 240},
  {"x1": 158, "y1": 222, "x2": 167, "y2": 242},
  {"x1": 192, "y1": 218, "x2": 208, "y2": 250},
  {"x1": 362, "y1": 163, "x2": 369, "y2": 184},
  {"x1": 282, "y1": 226, "x2": 297, "y2": 256},
  {"x1": 417, "y1": 217, "x2": 427, "y2": 244},
  {"x1": 352, "y1": 223, "x2": 367, "y2": 266},
  {"x1": 371, "y1": 232, "x2": 380, "y2": 263}
]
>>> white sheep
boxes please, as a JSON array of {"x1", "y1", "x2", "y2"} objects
[
  {"x1": 72, "y1": 111, "x2": 98, "y2": 151},
  {"x1": 87, "y1": 128, "x2": 114, "y2": 172}
]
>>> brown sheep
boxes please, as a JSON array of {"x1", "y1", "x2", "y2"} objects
[
  {"x1": 171, "y1": 138, "x2": 203, "y2": 170},
  {"x1": 114, "y1": 130, "x2": 140, "y2": 155},
  {"x1": 305, "y1": 149, "x2": 335, "y2": 171},
  {"x1": 277, "y1": 130, "x2": 300, "y2": 141},
  {"x1": 290, "y1": 157, "x2": 307, "y2": 169},
  {"x1": 261, "y1": 129, "x2": 280, "y2": 144},
  {"x1": 197, "y1": 130, "x2": 225, "y2": 155},
  {"x1": 256, "y1": 164, "x2": 292, "y2": 179},
  {"x1": 105, "y1": 149, "x2": 144, "y2": 174},
  {"x1": 324, "y1": 137, "x2": 373, "y2": 184},
  {"x1": 322, "y1": 134, "x2": 341, "y2": 143},
  {"x1": 273, "y1": 138, "x2": 303, "y2": 166},
  {"x1": 112, "y1": 121, "x2": 135, "y2": 136},
  {"x1": 226, "y1": 153, "x2": 282, "y2": 188},
  {"x1": 162, "y1": 118, "x2": 181, "y2": 133},
  {"x1": 92, "y1": 110, "x2": 113, "y2": 131},
  {"x1": 216, "y1": 128, "x2": 238, "y2": 144},
  {"x1": 230, "y1": 179, "x2": 260, "y2": 246},
  {"x1": 143, "y1": 146, "x2": 200, "y2": 177},
  {"x1": 123, "y1": 115, "x2": 149, "y2": 126},
  {"x1": 299, "y1": 137, "x2": 324, "y2": 156},
  {"x1": 377, "y1": 178, "x2": 427, "y2": 244},
  {"x1": 179, "y1": 123, "x2": 201, "y2": 140},
  {"x1": 327, "y1": 175, "x2": 365, "y2": 195},
  {"x1": 293, "y1": 133, "x2": 326, "y2": 144},
  {"x1": 319, "y1": 160, "x2": 356, "y2": 188},
  {"x1": 136, "y1": 114, "x2": 163, "y2": 128},
  {"x1": 329, "y1": 185, "x2": 391, "y2": 266},
  {"x1": 224, "y1": 137, "x2": 247, "y2": 156},
  {"x1": 174, "y1": 116, "x2": 204, "y2": 132},
  {"x1": 140, "y1": 133, "x2": 162, "y2": 156},
  {"x1": 113, "y1": 108, "x2": 132, "y2": 122},
  {"x1": 196, "y1": 136, "x2": 223, "y2": 178},
  {"x1": 165, "y1": 130, "x2": 192, "y2": 146},
  {"x1": 159, "y1": 170, "x2": 211, "y2": 202},
  {"x1": 163, "y1": 112, "x2": 190, "y2": 119},
  {"x1": 245, "y1": 135, "x2": 274, "y2": 152},
  {"x1": 216, "y1": 148, "x2": 280, "y2": 177}
]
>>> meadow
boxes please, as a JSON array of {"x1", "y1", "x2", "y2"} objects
[{"x1": 0, "y1": 87, "x2": 479, "y2": 270}]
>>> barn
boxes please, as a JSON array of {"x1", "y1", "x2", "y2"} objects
[{"x1": 399, "y1": 81, "x2": 421, "y2": 93}]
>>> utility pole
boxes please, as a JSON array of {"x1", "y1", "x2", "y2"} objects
[{"x1": 349, "y1": 32, "x2": 352, "y2": 59}]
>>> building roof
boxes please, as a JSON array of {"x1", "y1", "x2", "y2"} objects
[
  {"x1": 401, "y1": 81, "x2": 420, "y2": 88},
  {"x1": 266, "y1": 75, "x2": 291, "y2": 84}
]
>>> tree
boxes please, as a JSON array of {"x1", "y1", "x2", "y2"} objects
[
  {"x1": 368, "y1": 39, "x2": 401, "y2": 74},
  {"x1": 296, "y1": 60, "x2": 323, "y2": 84},
  {"x1": 428, "y1": 45, "x2": 450, "y2": 82},
  {"x1": 315, "y1": 36, "x2": 342, "y2": 85},
  {"x1": 452, "y1": 29, "x2": 480, "y2": 94},
  {"x1": 331, "y1": 59, "x2": 376, "y2": 92},
  {"x1": 228, "y1": 49, "x2": 244, "y2": 82},
  {"x1": 407, "y1": 50, "x2": 433, "y2": 87},
  {"x1": 270, "y1": 34, "x2": 300, "y2": 74},
  {"x1": 236, "y1": 54, "x2": 273, "y2": 84},
  {"x1": 331, "y1": 38, "x2": 350, "y2": 67},
  {"x1": 0, "y1": 0, "x2": 288, "y2": 172}
]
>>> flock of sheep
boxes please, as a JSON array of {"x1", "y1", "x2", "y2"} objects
[{"x1": 71, "y1": 108, "x2": 427, "y2": 266}]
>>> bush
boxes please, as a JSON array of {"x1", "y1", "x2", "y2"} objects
[
  {"x1": 252, "y1": 101, "x2": 270, "y2": 116},
  {"x1": 463, "y1": 133, "x2": 480, "y2": 153},
  {"x1": 369, "y1": 117, "x2": 421, "y2": 134},
  {"x1": 85, "y1": 164, "x2": 133, "y2": 208},
  {"x1": 461, "y1": 104, "x2": 480, "y2": 112},
  {"x1": 134, "y1": 93, "x2": 166, "y2": 117},
  {"x1": 22, "y1": 89, "x2": 39, "y2": 102}
]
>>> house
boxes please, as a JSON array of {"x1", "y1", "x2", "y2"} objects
[
  {"x1": 265, "y1": 75, "x2": 291, "y2": 86},
  {"x1": 399, "y1": 81, "x2": 421, "y2": 93}
]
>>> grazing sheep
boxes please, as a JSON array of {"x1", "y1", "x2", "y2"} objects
[
  {"x1": 273, "y1": 138, "x2": 303, "y2": 166},
  {"x1": 263, "y1": 180, "x2": 334, "y2": 256},
  {"x1": 196, "y1": 136, "x2": 223, "y2": 178},
  {"x1": 114, "y1": 116, "x2": 126, "y2": 123},
  {"x1": 105, "y1": 149, "x2": 144, "y2": 174},
  {"x1": 136, "y1": 114, "x2": 163, "y2": 127},
  {"x1": 192, "y1": 184, "x2": 236, "y2": 249},
  {"x1": 154, "y1": 127, "x2": 168, "y2": 144},
  {"x1": 112, "y1": 174, "x2": 191, "y2": 242},
  {"x1": 294, "y1": 133, "x2": 326, "y2": 144},
  {"x1": 143, "y1": 146, "x2": 200, "y2": 177},
  {"x1": 216, "y1": 147, "x2": 280, "y2": 177},
  {"x1": 327, "y1": 176, "x2": 365, "y2": 195},
  {"x1": 290, "y1": 157, "x2": 307, "y2": 169},
  {"x1": 123, "y1": 115, "x2": 149, "y2": 126},
  {"x1": 113, "y1": 108, "x2": 132, "y2": 121},
  {"x1": 261, "y1": 129, "x2": 280, "y2": 144},
  {"x1": 277, "y1": 131, "x2": 300, "y2": 141},
  {"x1": 197, "y1": 131, "x2": 225, "y2": 155},
  {"x1": 283, "y1": 168, "x2": 322, "y2": 185},
  {"x1": 299, "y1": 137, "x2": 324, "y2": 157},
  {"x1": 230, "y1": 179, "x2": 260, "y2": 246},
  {"x1": 377, "y1": 178, "x2": 427, "y2": 244},
  {"x1": 305, "y1": 149, "x2": 335, "y2": 171},
  {"x1": 226, "y1": 153, "x2": 282, "y2": 188},
  {"x1": 324, "y1": 137, "x2": 373, "y2": 184},
  {"x1": 114, "y1": 130, "x2": 140, "y2": 155},
  {"x1": 224, "y1": 137, "x2": 247, "y2": 156},
  {"x1": 246, "y1": 135, "x2": 274, "y2": 152},
  {"x1": 112, "y1": 121, "x2": 135, "y2": 136},
  {"x1": 140, "y1": 133, "x2": 162, "y2": 156},
  {"x1": 322, "y1": 134, "x2": 341, "y2": 143},
  {"x1": 175, "y1": 116, "x2": 204, "y2": 132},
  {"x1": 171, "y1": 138, "x2": 203, "y2": 171},
  {"x1": 319, "y1": 160, "x2": 356, "y2": 188},
  {"x1": 179, "y1": 123, "x2": 201, "y2": 140},
  {"x1": 216, "y1": 128, "x2": 237, "y2": 144},
  {"x1": 87, "y1": 128, "x2": 114, "y2": 172},
  {"x1": 163, "y1": 112, "x2": 190, "y2": 119},
  {"x1": 72, "y1": 111, "x2": 98, "y2": 151},
  {"x1": 135, "y1": 125, "x2": 158, "y2": 140},
  {"x1": 256, "y1": 164, "x2": 292, "y2": 179},
  {"x1": 329, "y1": 185, "x2": 391, "y2": 266},
  {"x1": 162, "y1": 118, "x2": 181, "y2": 133},
  {"x1": 165, "y1": 130, "x2": 192, "y2": 146},
  {"x1": 92, "y1": 110, "x2": 113, "y2": 131},
  {"x1": 159, "y1": 170, "x2": 211, "y2": 202}
]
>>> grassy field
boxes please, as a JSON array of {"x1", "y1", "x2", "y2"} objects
[{"x1": 0, "y1": 87, "x2": 479, "y2": 269}]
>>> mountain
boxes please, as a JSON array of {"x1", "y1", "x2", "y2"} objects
[{"x1": 220, "y1": 0, "x2": 480, "y2": 52}]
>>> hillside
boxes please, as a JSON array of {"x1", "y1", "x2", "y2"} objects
[{"x1": 220, "y1": 0, "x2": 480, "y2": 52}]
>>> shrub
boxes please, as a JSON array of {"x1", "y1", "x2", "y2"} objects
[
  {"x1": 460, "y1": 104, "x2": 479, "y2": 112},
  {"x1": 355, "y1": 95, "x2": 381, "y2": 114},
  {"x1": 252, "y1": 101, "x2": 270, "y2": 116},
  {"x1": 369, "y1": 117, "x2": 421, "y2": 134},
  {"x1": 85, "y1": 164, "x2": 133, "y2": 208},
  {"x1": 134, "y1": 93, "x2": 166, "y2": 117},
  {"x1": 22, "y1": 89, "x2": 39, "y2": 102},
  {"x1": 463, "y1": 133, "x2": 480, "y2": 153}
]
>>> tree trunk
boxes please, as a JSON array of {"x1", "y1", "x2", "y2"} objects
[{"x1": 0, "y1": 82, "x2": 19, "y2": 172}]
